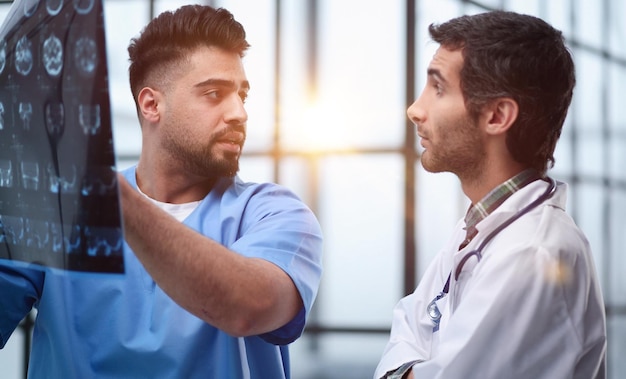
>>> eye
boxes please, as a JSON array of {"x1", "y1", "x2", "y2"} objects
[
  {"x1": 239, "y1": 91, "x2": 248, "y2": 103},
  {"x1": 206, "y1": 90, "x2": 222, "y2": 99},
  {"x1": 433, "y1": 83, "x2": 443, "y2": 96}
]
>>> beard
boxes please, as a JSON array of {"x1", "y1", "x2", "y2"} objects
[
  {"x1": 420, "y1": 114, "x2": 485, "y2": 180},
  {"x1": 194, "y1": 143, "x2": 241, "y2": 178},
  {"x1": 162, "y1": 127, "x2": 244, "y2": 179}
]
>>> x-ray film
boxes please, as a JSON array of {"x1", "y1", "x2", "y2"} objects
[{"x1": 0, "y1": 0, "x2": 124, "y2": 273}]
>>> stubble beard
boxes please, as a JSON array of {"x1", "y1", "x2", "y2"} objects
[{"x1": 420, "y1": 116, "x2": 485, "y2": 180}]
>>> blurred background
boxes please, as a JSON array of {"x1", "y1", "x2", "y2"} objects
[{"x1": 0, "y1": 0, "x2": 624, "y2": 378}]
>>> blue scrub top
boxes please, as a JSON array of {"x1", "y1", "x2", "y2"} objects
[{"x1": 0, "y1": 166, "x2": 323, "y2": 379}]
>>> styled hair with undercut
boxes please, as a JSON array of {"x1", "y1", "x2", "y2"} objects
[{"x1": 127, "y1": 5, "x2": 250, "y2": 108}]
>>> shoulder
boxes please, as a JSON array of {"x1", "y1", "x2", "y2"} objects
[
  {"x1": 220, "y1": 176, "x2": 308, "y2": 209},
  {"x1": 207, "y1": 176, "x2": 320, "y2": 230}
]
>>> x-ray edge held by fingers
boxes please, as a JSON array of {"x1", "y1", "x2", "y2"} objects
[{"x1": 0, "y1": 0, "x2": 124, "y2": 274}]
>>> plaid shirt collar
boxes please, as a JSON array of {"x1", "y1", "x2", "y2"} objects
[{"x1": 463, "y1": 169, "x2": 542, "y2": 236}]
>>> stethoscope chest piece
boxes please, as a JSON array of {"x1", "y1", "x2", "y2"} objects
[
  {"x1": 427, "y1": 292, "x2": 444, "y2": 327},
  {"x1": 427, "y1": 300, "x2": 441, "y2": 323}
]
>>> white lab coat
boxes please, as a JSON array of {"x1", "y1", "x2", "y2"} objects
[{"x1": 375, "y1": 180, "x2": 607, "y2": 379}]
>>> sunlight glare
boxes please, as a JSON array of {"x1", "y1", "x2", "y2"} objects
[{"x1": 282, "y1": 95, "x2": 355, "y2": 153}]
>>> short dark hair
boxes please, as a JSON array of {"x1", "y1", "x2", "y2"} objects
[
  {"x1": 127, "y1": 5, "x2": 250, "y2": 105},
  {"x1": 429, "y1": 11, "x2": 575, "y2": 174}
]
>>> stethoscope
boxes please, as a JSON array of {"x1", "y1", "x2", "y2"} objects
[{"x1": 427, "y1": 177, "x2": 558, "y2": 332}]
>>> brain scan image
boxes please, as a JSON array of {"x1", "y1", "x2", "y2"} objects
[
  {"x1": 24, "y1": 219, "x2": 51, "y2": 250},
  {"x1": 78, "y1": 103, "x2": 100, "y2": 135},
  {"x1": 45, "y1": 101, "x2": 65, "y2": 136},
  {"x1": 19, "y1": 101, "x2": 33, "y2": 130},
  {"x1": 47, "y1": 163, "x2": 77, "y2": 194},
  {"x1": 43, "y1": 34, "x2": 63, "y2": 76},
  {"x1": 23, "y1": 0, "x2": 40, "y2": 17},
  {"x1": 74, "y1": 37, "x2": 97, "y2": 76},
  {"x1": 0, "y1": 102, "x2": 4, "y2": 130},
  {"x1": 20, "y1": 161, "x2": 40, "y2": 190},
  {"x1": 46, "y1": 0, "x2": 63, "y2": 16},
  {"x1": 0, "y1": 39, "x2": 6, "y2": 74},
  {"x1": 0, "y1": 0, "x2": 123, "y2": 273},
  {"x1": 0, "y1": 159, "x2": 12, "y2": 188},
  {"x1": 73, "y1": 0, "x2": 94, "y2": 15},
  {"x1": 2, "y1": 216, "x2": 24, "y2": 245},
  {"x1": 15, "y1": 36, "x2": 33, "y2": 76}
]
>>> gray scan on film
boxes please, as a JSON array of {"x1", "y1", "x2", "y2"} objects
[{"x1": 0, "y1": 0, "x2": 124, "y2": 273}]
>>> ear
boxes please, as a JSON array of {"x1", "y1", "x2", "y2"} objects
[
  {"x1": 483, "y1": 98, "x2": 518, "y2": 136},
  {"x1": 137, "y1": 87, "x2": 161, "y2": 124}
]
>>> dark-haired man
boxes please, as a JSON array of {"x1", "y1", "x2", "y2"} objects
[
  {"x1": 375, "y1": 11, "x2": 605, "y2": 379},
  {"x1": 0, "y1": 5, "x2": 322, "y2": 378}
]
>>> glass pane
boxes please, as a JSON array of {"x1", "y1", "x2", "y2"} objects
[
  {"x1": 316, "y1": 154, "x2": 403, "y2": 327},
  {"x1": 574, "y1": 130, "x2": 604, "y2": 177},
  {"x1": 609, "y1": 133, "x2": 626, "y2": 182},
  {"x1": 609, "y1": 189, "x2": 626, "y2": 304},
  {"x1": 280, "y1": 156, "x2": 320, "y2": 209},
  {"x1": 417, "y1": 0, "x2": 463, "y2": 27},
  {"x1": 155, "y1": 0, "x2": 202, "y2": 14},
  {"x1": 116, "y1": 158, "x2": 139, "y2": 171},
  {"x1": 291, "y1": 333, "x2": 390, "y2": 379},
  {"x1": 609, "y1": 62, "x2": 626, "y2": 131},
  {"x1": 506, "y1": 0, "x2": 541, "y2": 16},
  {"x1": 545, "y1": 0, "x2": 572, "y2": 36},
  {"x1": 104, "y1": 1, "x2": 149, "y2": 159},
  {"x1": 274, "y1": 1, "x2": 310, "y2": 150},
  {"x1": 279, "y1": 0, "x2": 405, "y2": 151},
  {"x1": 572, "y1": 50, "x2": 603, "y2": 131},
  {"x1": 416, "y1": 167, "x2": 465, "y2": 278},
  {"x1": 608, "y1": 315, "x2": 626, "y2": 379},
  {"x1": 238, "y1": 155, "x2": 275, "y2": 184},
  {"x1": 462, "y1": 3, "x2": 492, "y2": 15},
  {"x1": 574, "y1": 183, "x2": 606, "y2": 291},
  {"x1": 608, "y1": 0, "x2": 626, "y2": 60},
  {"x1": 574, "y1": 1, "x2": 603, "y2": 47}
]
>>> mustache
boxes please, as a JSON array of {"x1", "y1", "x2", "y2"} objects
[
  {"x1": 216, "y1": 124, "x2": 246, "y2": 137},
  {"x1": 214, "y1": 124, "x2": 246, "y2": 139}
]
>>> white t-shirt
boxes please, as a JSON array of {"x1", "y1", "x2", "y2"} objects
[{"x1": 137, "y1": 186, "x2": 200, "y2": 222}]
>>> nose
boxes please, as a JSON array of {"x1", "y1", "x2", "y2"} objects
[
  {"x1": 406, "y1": 94, "x2": 425, "y2": 127},
  {"x1": 224, "y1": 95, "x2": 248, "y2": 125}
]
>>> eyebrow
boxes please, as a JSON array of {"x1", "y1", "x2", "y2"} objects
[
  {"x1": 194, "y1": 78, "x2": 250, "y2": 91},
  {"x1": 427, "y1": 68, "x2": 448, "y2": 86}
]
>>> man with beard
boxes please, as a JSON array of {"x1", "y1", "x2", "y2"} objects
[
  {"x1": 375, "y1": 11, "x2": 606, "y2": 379},
  {"x1": 0, "y1": 5, "x2": 322, "y2": 378}
]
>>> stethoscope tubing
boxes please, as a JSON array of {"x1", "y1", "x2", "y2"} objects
[
  {"x1": 428, "y1": 177, "x2": 558, "y2": 327},
  {"x1": 454, "y1": 177, "x2": 558, "y2": 280}
]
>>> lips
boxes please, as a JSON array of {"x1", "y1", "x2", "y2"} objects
[
  {"x1": 214, "y1": 131, "x2": 245, "y2": 155},
  {"x1": 417, "y1": 133, "x2": 428, "y2": 147},
  {"x1": 217, "y1": 132, "x2": 244, "y2": 146}
]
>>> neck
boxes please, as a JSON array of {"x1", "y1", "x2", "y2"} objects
[
  {"x1": 460, "y1": 163, "x2": 527, "y2": 205},
  {"x1": 135, "y1": 160, "x2": 218, "y2": 204}
]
